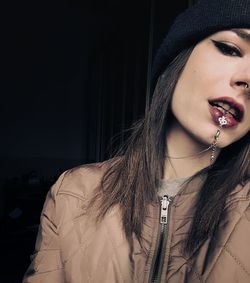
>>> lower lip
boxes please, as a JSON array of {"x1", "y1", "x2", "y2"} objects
[{"x1": 209, "y1": 105, "x2": 238, "y2": 128}]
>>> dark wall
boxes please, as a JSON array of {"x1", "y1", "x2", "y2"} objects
[
  {"x1": 2, "y1": 0, "x2": 189, "y2": 179},
  {"x1": 1, "y1": 1, "x2": 190, "y2": 282}
]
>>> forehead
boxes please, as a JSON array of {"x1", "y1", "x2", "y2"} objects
[{"x1": 212, "y1": 28, "x2": 250, "y2": 41}]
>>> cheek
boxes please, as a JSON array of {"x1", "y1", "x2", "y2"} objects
[
  {"x1": 171, "y1": 67, "x2": 204, "y2": 115},
  {"x1": 173, "y1": 52, "x2": 209, "y2": 103}
]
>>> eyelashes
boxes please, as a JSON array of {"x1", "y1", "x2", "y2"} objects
[{"x1": 211, "y1": 40, "x2": 242, "y2": 57}]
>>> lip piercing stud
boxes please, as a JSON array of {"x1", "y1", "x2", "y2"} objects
[
  {"x1": 218, "y1": 116, "x2": 228, "y2": 127},
  {"x1": 245, "y1": 83, "x2": 249, "y2": 89}
]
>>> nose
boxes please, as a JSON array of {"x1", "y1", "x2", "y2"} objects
[{"x1": 231, "y1": 68, "x2": 250, "y2": 97}]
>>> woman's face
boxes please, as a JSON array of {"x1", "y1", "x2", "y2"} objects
[{"x1": 171, "y1": 29, "x2": 250, "y2": 148}]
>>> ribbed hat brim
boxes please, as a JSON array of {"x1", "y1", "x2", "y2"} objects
[{"x1": 152, "y1": 0, "x2": 250, "y2": 92}]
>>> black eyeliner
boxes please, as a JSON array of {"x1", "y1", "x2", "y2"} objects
[{"x1": 211, "y1": 39, "x2": 242, "y2": 57}]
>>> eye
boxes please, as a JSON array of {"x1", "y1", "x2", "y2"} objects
[{"x1": 211, "y1": 40, "x2": 242, "y2": 57}]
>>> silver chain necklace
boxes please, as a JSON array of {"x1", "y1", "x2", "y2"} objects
[{"x1": 165, "y1": 144, "x2": 213, "y2": 159}]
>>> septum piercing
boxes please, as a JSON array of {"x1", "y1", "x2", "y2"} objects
[{"x1": 244, "y1": 83, "x2": 250, "y2": 97}]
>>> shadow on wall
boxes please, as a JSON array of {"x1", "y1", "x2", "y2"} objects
[
  {"x1": 1, "y1": 0, "x2": 191, "y2": 281},
  {"x1": 0, "y1": 157, "x2": 88, "y2": 283},
  {"x1": 1, "y1": 169, "x2": 59, "y2": 283}
]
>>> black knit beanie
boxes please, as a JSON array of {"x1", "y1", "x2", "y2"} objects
[{"x1": 151, "y1": 0, "x2": 250, "y2": 91}]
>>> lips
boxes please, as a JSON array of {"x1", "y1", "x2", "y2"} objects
[{"x1": 208, "y1": 97, "x2": 244, "y2": 127}]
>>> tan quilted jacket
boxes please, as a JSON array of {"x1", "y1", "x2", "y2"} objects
[{"x1": 23, "y1": 161, "x2": 250, "y2": 283}]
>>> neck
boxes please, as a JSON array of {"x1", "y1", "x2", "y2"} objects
[{"x1": 164, "y1": 122, "x2": 220, "y2": 180}]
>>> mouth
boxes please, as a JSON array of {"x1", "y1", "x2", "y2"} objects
[{"x1": 208, "y1": 97, "x2": 244, "y2": 127}]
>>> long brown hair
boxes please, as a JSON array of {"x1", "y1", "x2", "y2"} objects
[{"x1": 91, "y1": 45, "x2": 250, "y2": 254}]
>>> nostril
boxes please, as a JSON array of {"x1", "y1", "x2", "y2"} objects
[{"x1": 236, "y1": 81, "x2": 249, "y2": 89}]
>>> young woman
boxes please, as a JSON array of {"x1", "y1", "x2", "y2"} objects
[{"x1": 23, "y1": 0, "x2": 250, "y2": 282}]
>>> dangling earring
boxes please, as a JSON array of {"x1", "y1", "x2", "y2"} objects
[{"x1": 210, "y1": 116, "x2": 227, "y2": 163}]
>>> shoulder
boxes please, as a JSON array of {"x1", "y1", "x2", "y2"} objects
[
  {"x1": 224, "y1": 180, "x2": 250, "y2": 220},
  {"x1": 42, "y1": 159, "x2": 117, "y2": 227},
  {"x1": 232, "y1": 179, "x2": 250, "y2": 199},
  {"x1": 243, "y1": 179, "x2": 250, "y2": 199},
  {"x1": 242, "y1": 179, "x2": 250, "y2": 212},
  {"x1": 228, "y1": 179, "x2": 250, "y2": 219},
  {"x1": 226, "y1": 179, "x2": 250, "y2": 201},
  {"x1": 50, "y1": 159, "x2": 114, "y2": 201}
]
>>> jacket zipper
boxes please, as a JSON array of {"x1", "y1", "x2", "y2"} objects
[{"x1": 148, "y1": 195, "x2": 172, "y2": 283}]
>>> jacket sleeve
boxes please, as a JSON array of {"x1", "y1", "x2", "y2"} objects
[{"x1": 22, "y1": 171, "x2": 67, "y2": 283}]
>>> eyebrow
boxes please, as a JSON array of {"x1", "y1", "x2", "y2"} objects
[{"x1": 231, "y1": 29, "x2": 250, "y2": 42}]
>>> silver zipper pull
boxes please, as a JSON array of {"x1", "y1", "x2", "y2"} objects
[{"x1": 160, "y1": 195, "x2": 172, "y2": 224}]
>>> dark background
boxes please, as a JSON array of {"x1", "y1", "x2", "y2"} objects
[{"x1": 1, "y1": 0, "x2": 195, "y2": 282}]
